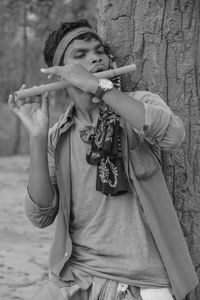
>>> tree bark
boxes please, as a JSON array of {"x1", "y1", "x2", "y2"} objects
[{"x1": 96, "y1": 1, "x2": 200, "y2": 299}]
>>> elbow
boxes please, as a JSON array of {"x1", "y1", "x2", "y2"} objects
[
  {"x1": 160, "y1": 123, "x2": 186, "y2": 151},
  {"x1": 24, "y1": 186, "x2": 59, "y2": 229},
  {"x1": 27, "y1": 213, "x2": 56, "y2": 229},
  {"x1": 172, "y1": 127, "x2": 185, "y2": 148},
  {"x1": 169, "y1": 119, "x2": 186, "y2": 150},
  {"x1": 24, "y1": 200, "x2": 58, "y2": 229}
]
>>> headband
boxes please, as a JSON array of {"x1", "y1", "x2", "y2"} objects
[{"x1": 53, "y1": 27, "x2": 98, "y2": 66}]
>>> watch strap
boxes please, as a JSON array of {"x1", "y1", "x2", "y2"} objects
[{"x1": 95, "y1": 85, "x2": 107, "y2": 99}]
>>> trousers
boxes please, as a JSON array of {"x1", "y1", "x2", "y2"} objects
[
  {"x1": 30, "y1": 280, "x2": 174, "y2": 300},
  {"x1": 30, "y1": 266, "x2": 174, "y2": 300}
]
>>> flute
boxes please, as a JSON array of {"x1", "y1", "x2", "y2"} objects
[{"x1": 14, "y1": 64, "x2": 136, "y2": 98}]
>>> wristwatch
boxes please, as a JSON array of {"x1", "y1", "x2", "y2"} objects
[{"x1": 95, "y1": 78, "x2": 114, "y2": 99}]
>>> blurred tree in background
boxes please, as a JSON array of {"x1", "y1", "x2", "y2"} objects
[
  {"x1": 0, "y1": 0, "x2": 96, "y2": 102},
  {"x1": 0, "y1": 0, "x2": 96, "y2": 155}
]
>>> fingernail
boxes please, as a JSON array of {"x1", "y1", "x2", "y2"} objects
[{"x1": 40, "y1": 68, "x2": 46, "y2": 73}]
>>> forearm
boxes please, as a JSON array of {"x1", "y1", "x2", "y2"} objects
[
  {"x1": 28, "y1": 135, "x2": 54, "y2": 208},
  {"x1": 88, "y1": 77, "x2": 145, "y2": 130},
  {"x1": 101, "y1": 88, "x2": 145, "y2": 130},
  {"x1": 100, "y1": 88, "x2": 185, "y2": 150}
]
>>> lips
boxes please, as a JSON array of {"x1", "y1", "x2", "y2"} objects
[{"x1": 91, "y1": 64, "x2": 107, "y2": 73}]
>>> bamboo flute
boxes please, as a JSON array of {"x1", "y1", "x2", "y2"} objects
[{"x1": 14, "y1": 64, "x2": 136, "y2": 98}]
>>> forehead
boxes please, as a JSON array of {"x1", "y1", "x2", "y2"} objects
[{"x1": 66, "y1": 38, "x2": 103, "y2": 53}]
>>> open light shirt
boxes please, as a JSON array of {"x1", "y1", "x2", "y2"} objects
[{"x1": 24, "y1": 91, "x2": 198, "y2": 300}]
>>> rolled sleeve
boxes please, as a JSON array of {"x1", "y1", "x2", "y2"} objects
[
  {"x1": 24, "y1": 186, "x2": 59, "y2": 228},
  {"x1": 156, "y1": 114, "x2": 185, "y2": 150},
  {"x1": 132, "y1": 91, "x2": 185, "y2": 151}
]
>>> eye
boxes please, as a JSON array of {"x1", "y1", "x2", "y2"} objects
[{"x1": 73, "y1": 52, "x2": 85, "y2": 59}]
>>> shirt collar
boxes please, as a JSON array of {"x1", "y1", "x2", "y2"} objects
[
  {"x1": 56, "y1": 101, "x2": 128, "y2": 135},
  {"x1": 56, "y1": 102, "x2": 75, "y2": 130}
]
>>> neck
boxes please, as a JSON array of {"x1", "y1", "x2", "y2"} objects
[
  {"x1": 68, "y1": 87, "x2": 99, "y2": 124},
  {"x1": 75, "y1": 107, "x2": 99, "y2": 125}
]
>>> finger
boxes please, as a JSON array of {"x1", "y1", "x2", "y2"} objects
[
  {"x1": 8, "y1": 94, "x2": 20, "y2": 113},
  {"x1": 43, "y1": 91, "x2": 49, "y2": 99},
  {"x1": 41, "y1": 66, "x2": 59, "y2": 75},
  {"x1": 15, "y1": 98, "x2": 25, "y2": 106},
  {"x1": 41, "y1": 92, "x2": 49, "y2": 115},
  {"x1": 14, "y1": 84, "x2": 27, "y2": 102},
  {"x1": 92, "y1": 96, "x2": 101, "y2": 103},
  {"x1": 20, "y1": 83, "x2": 26, "y2": 90}
]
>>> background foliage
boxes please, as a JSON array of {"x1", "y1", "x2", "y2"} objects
[{"x1": 0, "y1": 0, "x2": 96, "y2": 155}]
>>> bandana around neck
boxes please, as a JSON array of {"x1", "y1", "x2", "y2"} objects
[{"x1": 80, "y1": 54, "x2": 129, "y2": 196}]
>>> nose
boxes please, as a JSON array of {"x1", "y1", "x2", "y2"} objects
[{"x1": 90, "y1": 52, "x2": 102, "y2": 64}]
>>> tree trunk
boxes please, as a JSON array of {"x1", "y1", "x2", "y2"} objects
[{"x1": 96, "y1": 0, "x2": 200, "y2": 299}]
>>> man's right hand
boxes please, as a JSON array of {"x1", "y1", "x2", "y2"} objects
[{"x1": 8, "y1": 84, "x2": 49, "y2": 138}]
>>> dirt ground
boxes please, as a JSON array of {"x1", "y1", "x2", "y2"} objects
[{"x1": 0, "y1": 155, "x2": 55, "y2": 300}]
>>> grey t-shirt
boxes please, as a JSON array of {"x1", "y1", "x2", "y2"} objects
[{"x1": 69, "y1": 116, "x2": 169, "y2": 288}]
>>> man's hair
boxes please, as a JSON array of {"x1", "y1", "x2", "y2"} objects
[{"x1": 43, "y1": 19, "x2": 103, "y2": 67}]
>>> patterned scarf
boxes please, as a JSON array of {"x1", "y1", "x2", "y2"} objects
[{"x1": 80, "y1": 55, "x2": 129, "y2": 196}]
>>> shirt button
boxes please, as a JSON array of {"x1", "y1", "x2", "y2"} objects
[
  {"x1": 65, "y1": 251, "x2": 69, "y2": 257},
  {"x1": 117, "y1": 283, "x2": 128, "y2": 292}
]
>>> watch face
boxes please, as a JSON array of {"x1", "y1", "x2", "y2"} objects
[
  {"x1": 95, "y1": 78, "x2": 114, "y2": 99},
  {"x1": 99, "y1": 79, "x2": 113, "y2": 90}
]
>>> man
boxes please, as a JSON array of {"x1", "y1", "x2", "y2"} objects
[{"x1": 8, "y1": 20, "x2": 198, "y2": 300}]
